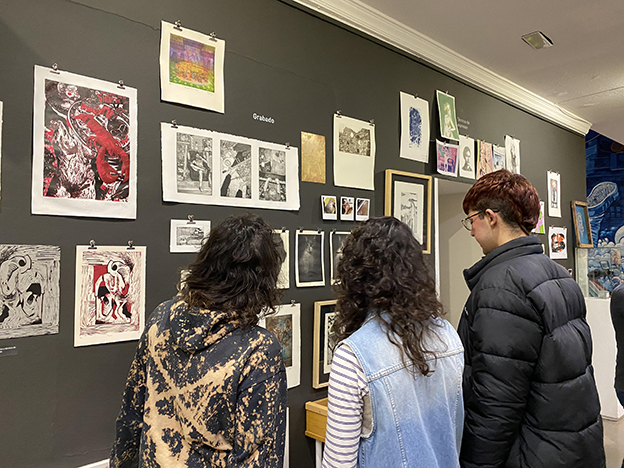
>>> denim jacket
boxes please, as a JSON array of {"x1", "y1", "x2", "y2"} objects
[{"x1": 344, "y1": 315, "x2": 464, "y2": 468}]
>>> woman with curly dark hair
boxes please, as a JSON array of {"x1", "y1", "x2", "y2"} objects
[
  {"x1": 321, "y1": 217, "x2": 464, "y2": 468},
  {"x1": 110, "y1": 214, "x2": 287, "y2": 468}
]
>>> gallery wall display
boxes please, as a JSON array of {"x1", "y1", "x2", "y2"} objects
[
  {"x1": 571, "y1": 201, "x2": 593, "y2": 248},
  {"x1": 301, "y1": 131, "x2": 326, "y2": 184},
  {"x1": 340, "y1": 196, "x2": 354, "y2": 221},
  {"x1": 355, "y1": 198, "x2": 370, "y2": 221},
  {"x1": 492, "y1": 144, "x2": 505, "y2": 171},
  {"x1": 505, "y1": 135, "x2": 521, "y2": 174},
  {"x1": 477, "y1": 140, "x2": 493, "y2": 178},
  {"x1": 549, "y1": 226, "x2": 567, "y2": 260},
  {"x1": 399, "y1": 91, "x2": 429, "y2": 163},
  {"x1": 312, "y1": 299, "x2": 337, "y2": 389},
  {"x1": 162, "y1": 123, "x2": 300, "y2": 210},
  {"x1": 169, "y1": 218, "x2": 210, "y2": 253},
  {"x1": 274, "y1": 229, "x2": 290, "y2": 289},
  {"x1": 159, "y1": 21, "x2": 225, "y2": 113},
  {"x1": 330, "y1": 231, "x2": 350, "y2": 285},
  {"x1": 32, "y1": 66, "x2": 138, "y2": 219},
  {"x1": 321, "y1": 195, "x2": 337, "y2": 220},
  {"x1": 384, "y1": 170, "x2": 432, "y2": 254},
  {"x1": 333, "y1": 113, "x2": 376, "y2": 190},
  {"x1": 436, "y1": 90, "x2": 459, "y2": 141},
  {"x1": 74, "y1": 245, "x2": 146, "y2": 347},
  {"x1": 436, "y1": 140, "x2": 458, "y2": 177},
  {"x1": 295, "y1": 230, "x2": 325, "y2": 287},
  {"x1": 0, "y1": 245, "x2": 61, "y2": 340},
  {"x1": 458, "y1": 135, "x2": 475, "y2": 179},
  {"x1": 259, "y1": 302, "x2": 301, "y2": 389},
  {"x1": 548, "y1": 171, "x2": 562, "y2": 218}
]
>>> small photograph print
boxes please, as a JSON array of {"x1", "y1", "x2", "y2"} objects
[
  {"x1": 176, "y1": 132, "x2": 213, "y2": 195},
  {"x1": 341, "y1": 196, "x2": 355, "y2": 221},
  {"x1": 493, "y1": 145, "x2": 506, "y2": 171},
  {"x1": 356, "y1": 198, "x2": 370, "y2": 221},
  {"x1": 0, "y1": 245, "x2": 61, "y2": 340},
  {"x1": 296, "y1": 231, "x2": 325, "y2": 287},
  {"x1": 220, "y1": 140, "x2": 251, "y2": 199},
  {"x1": 330, "y1": 231, "x2": 350, "y2": 284},
  {"x1": 170, "y1": 219, "x2": 211, "y2": 253},
  {"x1": 273, "y1": 230, "x2": 289, "y2": 289},
  {"x1": 505, "y1": 136, "x2": 521, "y2": 174},
  {"x1": 338, "y1": 123, "x2": 371, "y2": 157},
  {"x1": 399, "y1": 92, "x2": 430, "y2": 163},
  {"x1": 549, "y1": 226, "x2": 567, "y2": 259},
  {"x1": 436, "y1": 140, "x2": 459, "y2": 177},
  {"x1": 436, "y1": 90, "x2": 460, "y2": 141},
  {"x1": 477, "y1": 141, "x2": 493, "y2": 178},
  {"x1": 532, "y1": 201, "x2": 546, "y2": 234},
  {"x1": 459, "y1": 135, "x2": 475, "y2": 179},
  {"x1": 548, "y1": 171, "x2": 561, "y2": 218},
  {"x1": 259, "y1": 147, "x2": 287, "y2": 202},
  {"x1": 322, "y1": 195, "x2": 338, "y2": 220},
  {"x1": 301, "y1": 131, "x2": 326, "y2": 183}
]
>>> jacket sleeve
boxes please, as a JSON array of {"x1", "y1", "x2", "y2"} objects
[
  {"x1": 109, "y1": 333, "x2": 148, "y2": 468},
  {"x1": 460, "y1": 285, "x2": 543, "y2": 468}
]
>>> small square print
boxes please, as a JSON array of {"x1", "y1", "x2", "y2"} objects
[
  {"x1": 322, "y1": 195, "x2": 338, "y2": 220},
  {"x1": 356, "y1": 198, "x2": 370, "y2": 221},
  {"x1": 340, "y1": 196, "x2": 355, "y2": 221}
]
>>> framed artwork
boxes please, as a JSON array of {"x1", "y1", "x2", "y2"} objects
[
  {"x1": 330, "y1": 231, "x2": 350, "y2": 285},
  {"x1": 313, "y1": 300, "x2": 338, "y2": 389},
  {"x1": 384, "y1": 170, "x2": 432, "y2": 254},
  {"x1": 0, "y1": 245, "x2": 61, "y2": 340},
  {"x1": 341, "y1": 196, "x2": 354, "y2": 221},
  {"x1": 295, "y1": 230, "x2": 325, "y2": 287},
  {"x1": 571, "y1": 201, "x2": 593, "y2": 248},
  {"x1": 548, "y1": 226, "x2": 567, "y2": 259},
  {"x1": 159, "y1": 21, "x2": 225, "y2": 113},
  {"x1": 301, "y1": 131, "x2": 326, "y2": 183},
  {"x1": 458, "y1": 135, "x2": 475, "y2": 179},
  {"x1": 436, "y1": 140, "x2": 459, "y2": 177},
  {"x1": 436, "y1": 90, "x2": 459, "y2": 141},
  {"x1": 170, "y1": 219, "x2": 210, "y2": 253},
  {"x1": 355, "y1": 198, "x2": 370, "y2": 221},
  {"x1": 505, "y1": 135, "x2": 521, "y2": 174},
  {"x1": 321, "y1": 195, "x2": 338, "y2": 220},
  {"x1": 32, "y1": 66, "x2": 137, "y2": 219},
  {"x1": 548, "y1": 171, "x2": 561, "y2": 218},
  {"x1": 273, "y1": 230, "x2": 289, "y2": 289},
  {"x1": 333, "y1": 113, "x2": 375, "y2": 190},
  {"x1": 74, "y1": 245, "x2": 146, "y2": 347},
  {"x1": 259, "y1": 303, "x2": 301, "y2": 389},
  {"x1": 399, "y1": 91, "x2": 430, "y2": 163}
]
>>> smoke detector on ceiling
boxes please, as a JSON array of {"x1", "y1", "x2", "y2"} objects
[{"x1": 522, "y1": 31, "x2": 553, "y2": 50}]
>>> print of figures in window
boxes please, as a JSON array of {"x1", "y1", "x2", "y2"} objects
[
  {"x1": 551, "y1": 233, "x2": 565, "y2": 253},
  {"x1": 338, "y1": 125, "x2": 371, "y2": 156},
  {"x1": 176, "y1": 133, "x2": 213, "y2": 195},
  {"x1": 220, "y1": 140, "x2": 251, "y2": 198},
  {"x1": 259, "y1": 147, "x2": 287, "y2": 202},
  {"x1": 43, "y1": 79, "x2": 130, "y2": 201}
]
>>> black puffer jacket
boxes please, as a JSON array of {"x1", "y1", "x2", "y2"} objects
[{"x1": 458, "y1": 236, "x2": 605, "y2": 468}]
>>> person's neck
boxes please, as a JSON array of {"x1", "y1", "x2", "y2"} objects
[{"x1": 496, "y1": 228, "x2": 527, "y2": 248}]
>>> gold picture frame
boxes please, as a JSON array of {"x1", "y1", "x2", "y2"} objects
[
  {"x1": 312, "y1": 299, "x2": 337, "y2": 389},
  {"x1": 571, "y1": 201, "x2": 593, "y2": 248},
  {"x1": 384, "y1": 169, "x2": 432, "y2": 254}
]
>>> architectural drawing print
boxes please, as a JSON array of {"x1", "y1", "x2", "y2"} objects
[
  {"x1": 176, "y1": 132, "x2": 212, "y2": 195},
  {"x1": 220, "y1": 140, "x2": 251, "y2": 199},
  {"x1": 259, "y1": 147, "x2": 286, "y2": 202},
  {"x1": 170, "y1": 219, "x2": 211, "y2": 253},
  {"x1": 0, "y1": 245, "x2": 60, "y2": 340}
]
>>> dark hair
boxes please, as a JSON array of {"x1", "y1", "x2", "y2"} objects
[
  {"x1": 462, "y1": 169, "x2": 540, "y2": 234},
  {"x1": 179, "y1": 213, "x2": 283, "y2": 328},
  {"x1": 333, "y1": 217, "x2": 444, "y2": 375}
]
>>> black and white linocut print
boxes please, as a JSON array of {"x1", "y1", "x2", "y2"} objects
[
  {"x1": 220, "y1": 140, "x2": 251, "y2": 199},
  {"x1": 296, "y1": 231, "x2": 325, "y2": 287},
  {"x1": 330, "y1": 232, "x2": 350, "y2": 284},
  {"x1": 0, "y1": 245, "x2": 60, "y2": 340},
  {"x1": 338, "y1": 123, "x2": 371, "y2": 157},
  {"x1": 176, "y1": 132, "x2": 213, "y2": 195},
  {"x1": 259, "y1": 147, "x2": 287, "y2": 202}
]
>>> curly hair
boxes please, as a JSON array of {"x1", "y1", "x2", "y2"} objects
[
  {"x1": 463, "y1": 169, "x2": 540, "y2": 234},
  {"x1": 179, "y1": 213, "x2": 284, "y2": 328},
  {"x1": 333, "y1": 217, "x2": 444, "y2": 375}
]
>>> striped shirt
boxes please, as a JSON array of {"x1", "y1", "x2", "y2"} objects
[{"x1": 321, "y1": 344, "x2": 369, "y2": 468}]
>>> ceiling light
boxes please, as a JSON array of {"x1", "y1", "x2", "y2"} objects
[{"x1": 522, "y1": 31, "x2": 553, "y2": 50}]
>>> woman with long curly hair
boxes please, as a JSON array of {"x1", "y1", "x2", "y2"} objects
[
  {"x1": 321, "y1": 217, "x2": 464, "y2": 468},
  {"x1": 110, "y1": 214, "x2": 287, "y2": 468}
]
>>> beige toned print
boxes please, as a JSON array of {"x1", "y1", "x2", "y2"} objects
[{"x1": 301, "y1": 131, "x2": 326, "y2": 183}]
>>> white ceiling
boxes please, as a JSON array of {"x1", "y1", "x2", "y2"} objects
[{"x1": 296, "y1": 0, "x2": 624, "y2": 143}]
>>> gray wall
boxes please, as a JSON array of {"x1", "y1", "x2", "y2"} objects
[{"x1": 0, "y1": 0, "x2": 586, "y2": 466}]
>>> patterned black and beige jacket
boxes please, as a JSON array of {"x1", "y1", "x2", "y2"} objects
[{"x1": 110, "y1": 296, "x2": 287, "y2": 467}]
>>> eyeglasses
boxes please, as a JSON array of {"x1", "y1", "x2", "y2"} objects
[{"x1": 461, "y1": 210, "x2": 499, "y2": 231}]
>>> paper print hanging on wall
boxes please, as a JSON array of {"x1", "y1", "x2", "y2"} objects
[
  {"x1": 548, "y1": 226, "x2": 567, "y2": 259},
  {"x1": 458, "y1": 135, "x2": 475, "y2": 179},
  {"x1": 548, "y1": 171, "x2": 561, "y2": 218},
  {"x1": 301, "y1": 131, "x2": 326, "y2": 183},
  {"x1": 532, "y1": 201, "x2": 546, "y2": 234},
  {"x1": 341, "y1": 196, "x2": 355, "y2": 221},
  {"x1": 160, "y1": 21, "x2": 225, "y2": 113},
  {"x1": 162, "y1": 123, "x2": 300, "y2": 210},
  {"x1": 436, "y1": 140, "x2": 459, "y2": 177},
  {"x1": 436, "y1": 90, "x2": 459, "y2": 141},
  {"x1": 258, "y1": 302, "x2": 300, "y2": 389},
  {"x1": 333, "y1": 114, "x2": 375, "y2": 190},
  {"x1": 356, "y1": 198, "x2": 370, "y2": 221},
  {"x1": 170, "y1": 219, "x2": 211, "y2": 253},
  {"x1": 74, "y1": 245, "x2": 146, "y2": 346},
  {"x1": 505, "y1": 135, "x2": 521, "y2": 174},
  {"x1": 321, "y1": 195, "x2": 338, "y2": 220},
  {"x1": 330, "y1": 231, "x2": 350, "y2": 285},
  {"x1": 492, "y1": 145, "x2": 506, "y2": 171},
  {"x1": 399, "y1": 91, "x2": 430, "y2": 163},
  {"x1": 0, "y1": 245, "x2": 60, "y2": 340},
  {"x1": 32, "y1": 66, "x2": 138, "y2": 219},
  {"x1": 477, "y1": 140, "x2": 493, "y2": 178},
  {"x1": 273, "y1": 230, "x2": 289, "y2": 289},
  {"x1": 295, "y1": 230, "x2": 325, "y2": 287}
]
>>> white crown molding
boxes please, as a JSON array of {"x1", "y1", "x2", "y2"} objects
[{"x1": 292, "y1": 0, "x2": 592, "y2": 135}]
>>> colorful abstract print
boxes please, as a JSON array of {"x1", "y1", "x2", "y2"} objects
[{"x1": 169, "y1": 34, "x2": 215, "y2": 92}]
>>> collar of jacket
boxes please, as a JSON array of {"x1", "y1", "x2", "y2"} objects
[
  {"x1": 169, "y1": 297, "x2": 240, "y2": 352},
  {"x1": 463, "y1": 235, "x2": 544, "y2": 290}
]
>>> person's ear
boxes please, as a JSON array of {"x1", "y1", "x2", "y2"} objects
[{"x1": 484, "y1": 209, "x2": 498, "y2": 226}]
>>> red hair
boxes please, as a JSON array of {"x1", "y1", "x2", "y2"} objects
[{"x1": 463, "y1": 169, "x2": 540, "y2": 234}]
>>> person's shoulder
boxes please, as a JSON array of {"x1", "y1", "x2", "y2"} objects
[{"x1": 243, "y1": 324, "x2": 283, "y2": 358}]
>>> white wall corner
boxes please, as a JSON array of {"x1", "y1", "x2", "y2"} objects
[{"x1": 293, "y1": 0, "x2": 592, "y2": 135}]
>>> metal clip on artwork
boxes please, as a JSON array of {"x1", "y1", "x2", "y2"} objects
[
  {"x1": 285, "y1": 142, "x2": 290, "y2": 149},
  {"x1": 369, "y1": 119, "x2": 375, "y2": 126},
  {"x1": 171, "y1": 120, "x2": 178, "y2": 128},
  {"x1": 291, "y1": 300, "x2": 296, "y2": 307},
  {"x1": 209, "y1": 32, "x2": 218, "y2": 42},
  {"x1": 336, "y1": 110, "x2": 342, "y2": 118},
  {"x1": 127, "y1": 240, "x2": 135, "y2": 250},
  {"x1": 187, "y1": 214, "x2": 195, "y2": 224},
  {"x1": 51, "y1": 63, "x2": 60, "y2": 75},
  {"x1": 88, "y1": 240, "x2": 97, "y2": 250},
  {"x1": 281, "y1": 227, "x2": 287, "y2": 232},
  {"x1": 174, "y1": 20, "x2": 183, "y2": 31},
  {"x1": 299, "y1": 226, "x2": 304, "y2": 232},
  {"x1": 117, "y1": 80, "x2": 125, "y2": 90},
  {"x1": 317, "y1": 227, "x2": 322, "y2": 233}
]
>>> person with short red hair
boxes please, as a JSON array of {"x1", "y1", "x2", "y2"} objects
[{"x1": 458, "y1": 169, "x2": 605, "y2": 468}]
